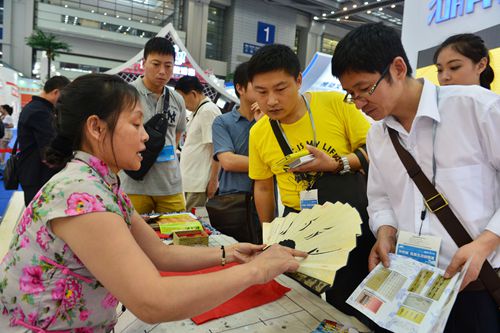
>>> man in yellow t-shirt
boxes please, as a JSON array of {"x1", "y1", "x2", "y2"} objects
[
  {"x1": 249, "y1": 90, "x2": 369, "y2": 213},
  {"x1": 248, "y1": 45, "x2": 370, "y2": 221},
  {"x1": 248, "y1": 44, "x2": 377, "y2": 329}
]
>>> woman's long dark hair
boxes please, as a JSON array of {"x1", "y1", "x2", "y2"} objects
[
  {"x1": 434, "y1": 33, "x2": 494, "y2": 90},
  {"x1": 45, "y1": 74, "x2": 140, "y2": 168}
]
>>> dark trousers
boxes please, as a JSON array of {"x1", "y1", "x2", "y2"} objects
[
  {"x1": 443, "y1": 290, "x2": 500, "y2": 333},
  {"x1": 250, "y1": 199, "x2": 263, "y2": 244}
]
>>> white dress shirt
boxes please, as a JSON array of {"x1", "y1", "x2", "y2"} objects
[{"x1": 367, "y1": 79, "x2": 500, "y2": 270}]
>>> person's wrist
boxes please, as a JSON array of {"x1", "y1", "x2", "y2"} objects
[
  {"x1": 246, "y1": 261, "x2": 266, "y2": 284},
  {"x1": 339, "y1": 156, "x2": 351, "y2": 174},
  {"x1": 225, "y1": 244, "x2": 236, "y2": 264},
  {"x1": 474, "y1": 231, "x2": 500, "y2": 257},
  {"x1": 330, "y1": 157, "x2": 338, "y2": 172},
  {"x1": 333, "y1": 156, "x2": 343, "y2": 173},
  {"x1": 377, "y1": 225, "x2": 397, "y2": 242}
]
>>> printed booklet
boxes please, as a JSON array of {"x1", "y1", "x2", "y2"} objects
[{"x1": 347, "y1": 254, "x2": 470, "y2": 333}]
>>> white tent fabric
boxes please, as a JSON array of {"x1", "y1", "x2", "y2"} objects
[{"x1": 106, "y1": 23, "x2": 238, "y2": 105}]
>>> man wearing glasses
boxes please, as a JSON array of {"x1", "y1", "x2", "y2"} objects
[
  {"x1": 332, "y1": 23, "x2": 500, "y2": 332},
  {"x1": 247, "y1": 44, "x2": 376, "y2": 328}
]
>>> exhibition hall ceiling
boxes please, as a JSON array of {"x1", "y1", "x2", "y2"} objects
[{"x1": 264, "y1": 0, "x2": 404, "y2": 32}]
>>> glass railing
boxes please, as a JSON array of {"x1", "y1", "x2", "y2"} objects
[{"x1": 59, "y1": 14, "x2": 157, "y2": 39}]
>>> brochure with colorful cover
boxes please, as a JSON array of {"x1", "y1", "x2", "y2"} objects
[{"x1": 347, "y1": 254, "x2": 471, "y2": 333}]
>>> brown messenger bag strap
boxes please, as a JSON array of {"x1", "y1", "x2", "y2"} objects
[{"x1": 388, "y1": 127, "x2": 500, "y2": 308}]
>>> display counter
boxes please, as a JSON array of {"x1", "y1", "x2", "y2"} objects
[{"x1": 113, "y1": 234, "x2": 370, "y2": 333}]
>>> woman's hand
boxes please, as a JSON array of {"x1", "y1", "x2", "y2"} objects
[
  {"x1": 248, "y1": 244, "x2": 308, "y2": 284},
  {"x1": 228, "y1": 243, "x2": 266, "y2": 264}
]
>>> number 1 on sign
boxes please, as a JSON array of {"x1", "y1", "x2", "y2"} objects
[{"x1": 264, "y1": 27, "x2": 270, "y2": 42}]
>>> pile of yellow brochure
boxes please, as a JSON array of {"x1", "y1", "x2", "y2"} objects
[{"x1": 262, "y1": 202, "x2": 362, "y2": 286}]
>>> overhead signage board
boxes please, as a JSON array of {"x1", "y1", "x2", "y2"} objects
[
  {"x1": 243, "y1": 42, "x2": 261, "y2": 55},
  {"x1": 427, "y1": 0, "x2": 499, "y2": 25},
  {"x1": 257, "y1": 21, "x2": 276, "y2": 44}
]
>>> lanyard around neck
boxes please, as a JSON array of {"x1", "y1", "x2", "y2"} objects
[{"x1": 276, "y1": 94, "x2": 317, "y2": 150}]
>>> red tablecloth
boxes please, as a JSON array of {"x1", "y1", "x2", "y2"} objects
[{"x1": 160, "y1": 263, "x2": 291, "y2": 324}]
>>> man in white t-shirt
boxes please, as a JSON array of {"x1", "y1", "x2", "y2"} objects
[{"x1": 175, "y1": 76, "x2": 221, "y2": 211}]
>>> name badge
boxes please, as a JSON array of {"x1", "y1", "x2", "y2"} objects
[
  {"x1": 300, "y1": 189, "x2": 318, "y2": 210},
  {"x1": 157, "y1": 145, "x2": 176, "y2": 162},
  {"x1": 396, "y1": 230, "x2": 441, "y2": 267}
]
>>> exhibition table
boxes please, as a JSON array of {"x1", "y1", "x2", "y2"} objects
[{"x1": 113, "y1": 234, "x2": 370, "y2": 333}]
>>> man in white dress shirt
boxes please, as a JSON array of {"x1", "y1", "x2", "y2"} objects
[{"x1": 329, "y1": 23, "x2": 499, "y2": 332}]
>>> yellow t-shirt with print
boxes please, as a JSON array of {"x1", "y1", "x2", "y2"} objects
[{"x1": 249, "y1": 91, "x2": 370, "y2": 211}]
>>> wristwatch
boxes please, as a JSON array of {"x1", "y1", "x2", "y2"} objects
[{"x1": 339, "y1": 156, "x2": 351, "y2": 174}]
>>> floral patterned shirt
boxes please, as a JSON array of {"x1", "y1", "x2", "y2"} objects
[{"x1": 0, "y1": 151, "x2": 134, "y2": 332}]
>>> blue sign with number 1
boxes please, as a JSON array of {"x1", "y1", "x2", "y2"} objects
[{"x1": 257, "y1": 22, "x2": 275, "y2": 44}]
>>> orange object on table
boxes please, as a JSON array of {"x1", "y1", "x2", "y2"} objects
[{"x1": 160, "y1": 262, "x2": 291, "y2": 324}]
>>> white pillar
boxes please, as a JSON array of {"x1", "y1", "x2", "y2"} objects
[
  {"x1": 3, "y1": 0, "x2": 34, "y2": 76},
  {"x1": 304, "y1": 21, "x2": 324, "y2": 66},
  {"x1": 185, "y1": 0, "x2": 211, "y2": 68}
]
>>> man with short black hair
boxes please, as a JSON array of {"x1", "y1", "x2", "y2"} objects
[
  {"x1": 175, "y1": 76, "x2": 221, "y2": 211},
  {"x1": 247, "y1": 43, "x2": 374, "y2": 326},
  {"x1": 332, "y1": 22, "x2": 500, "y2": 332},
  {"x1": 18, "y1": 75, "x2": 70, "y2": 205},
  {"x1": 211, "y1": 62, "x2": 262, "y2": 241},
  {"x1": 121, "y1": 36, "x2": 187, "y2": 214},
  {"x1": 212, "y1": 62, "x2": 261, "y2": 196}
]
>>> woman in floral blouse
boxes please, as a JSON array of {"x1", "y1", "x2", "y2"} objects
[{"x1": 0, "y1": 74, "x2": 306, "y2": 332}]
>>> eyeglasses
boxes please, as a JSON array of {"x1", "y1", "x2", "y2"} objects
[{"x1": 343, "y1": 65, "x2": 390, "y2": 104}]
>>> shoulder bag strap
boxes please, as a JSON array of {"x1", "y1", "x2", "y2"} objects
[
  {"x1": 12, "y1": 138, "x2": 19, "y2": 155},
  {"x1": 269, "y1": 119, "x2": 293, "y2": 156},
  {"x1": 388, "y1": 127, "x2": 500, "y2": 307},
  {"x1": 162, "y1": 87, "x2": 171, "y2": 114},
  {"x1": 191, "y1": 100, "x2": 211, "y2": 120}
]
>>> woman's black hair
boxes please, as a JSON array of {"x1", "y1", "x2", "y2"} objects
[
  {"x1": 1, "y1": 104, "x2": 13, "y2": 115},
  {"x1": 45, "y1": 73, "x2": 140, "y2": 168},
  {"x1": 433, "y1": 33, "x2": 494, "y2": 90}
]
